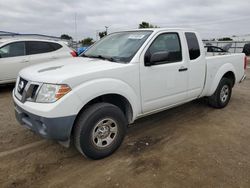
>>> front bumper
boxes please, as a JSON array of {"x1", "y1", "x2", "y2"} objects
[{"x1": 14, "y1": 102, "x2": 76, "y2": 141}]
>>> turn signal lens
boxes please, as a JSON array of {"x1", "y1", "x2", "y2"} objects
[{"x1": 55, "y1": 85, "x2": 71, "y2": 100}]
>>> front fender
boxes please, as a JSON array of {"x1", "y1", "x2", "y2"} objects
[
  {"x1": 73, "y1": 78, "x2": 140, "y2": 121},
  {"x1": 208, "y1": 63, "x2": 236, "y2": 96}
]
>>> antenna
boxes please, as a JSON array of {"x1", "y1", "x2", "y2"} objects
[
  {"x1": 74, "y1": 13, "x2": 77, "y2": 48},
  {"x1": 96, "y1": 30, "x2": 99, "y2": 41},
  {"x1": 105, "y1": 26, "x2": 109, "y2": 34}
]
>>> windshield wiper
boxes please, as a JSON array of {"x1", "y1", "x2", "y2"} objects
[
  {"x1": 96, "y1": 55, "x2": 116, "y2": 62},
  {"x1": 83, "y1": 54, "x2": 116, "y2": 62}
]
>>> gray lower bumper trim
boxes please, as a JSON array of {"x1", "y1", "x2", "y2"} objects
[{"x1": 14, "y1": 103, "x2": 76, "y2": 141}]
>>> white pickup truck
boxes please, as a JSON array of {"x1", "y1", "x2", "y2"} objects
[{"x1": 13, "y1": 28, "x2": 247, "y2": 159}]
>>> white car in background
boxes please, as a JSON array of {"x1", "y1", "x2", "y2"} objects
[{"x1": 0, "y1": 38, "x2": 77, "y2": 84}]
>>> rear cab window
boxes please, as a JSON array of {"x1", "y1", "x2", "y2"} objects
[{"x1": 185, "y1": 32, "x2": 201, "y2": 60}]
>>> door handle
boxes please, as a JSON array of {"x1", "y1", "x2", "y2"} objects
[{"x1": 178, "y1": 67, "x2": 188, "y2": 72}]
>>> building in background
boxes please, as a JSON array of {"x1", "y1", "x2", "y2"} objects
[
  {"x1": 232, "y1": 34, "x2": 250, "y2": 41},
  {"x1": 0, "y1": 31, "x2": 19, "y2": 37},
  {"x1": 203, "y1": 34, "x2": 250, "y2": 53},
  {"x1": 0, "y1": 30, "x2": 71, "y2": 46}
]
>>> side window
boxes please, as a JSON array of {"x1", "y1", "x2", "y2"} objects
[
  {"x1": 145, "y1": 33, "x2": 182, "y2": 65},
  {"x1": 26, "y1": 41, "x2": 55, "y2": 55},
  {"x1": 0, "y1": 42, "x2": 25, "y2": 58},
  {"x1": 185, "y1": 32, "x2": 200, "y2": 60},
  {"x1": 50, "y1": 42, "x2": 62, "y2": 51}
]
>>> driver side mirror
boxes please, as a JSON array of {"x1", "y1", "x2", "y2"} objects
[{"x1": 145, "y1": 51, "x2": 169, "y2": 66}]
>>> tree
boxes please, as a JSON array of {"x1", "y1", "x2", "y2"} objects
[
  {"x1": 99, "y1": 31, "x2": 107, "y2": 39},
  {"x1": 80, "y1": 37, "x2": 94, "y2": 46},
  {"x1": 218, "y1": 37, "x2": 233, "y2": 41},
  {"x1": 60, "y1": 34, "x2": 73, "y2": 40},
  {"x1": 139, "y1": 21, "x2": 159, "y2": 29}
]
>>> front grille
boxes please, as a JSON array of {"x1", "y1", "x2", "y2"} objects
[
  {"x1": 26, "y1": 84, "x2": 40, "y2": 101},
  {"x1": 15, "y1": 77, "x2": 41, "y2": 103},
  {"x1": 17, "y1": 77, "x2": 28, "y2": 95},
  {"x1": 31, "y1": 85, "x2": 39, "y2": 99}
]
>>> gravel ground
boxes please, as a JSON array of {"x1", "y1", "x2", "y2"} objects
[{"x1": 0, "y1": 69, "x2": 250, "y2": 188}]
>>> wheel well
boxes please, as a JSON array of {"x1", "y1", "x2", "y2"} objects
[
  {"x1": 75, "y1": 94, "x2": 133, "y2": 125},
  {"x1": 222, "y1": 71, "x2": 235, "y2": 87}
]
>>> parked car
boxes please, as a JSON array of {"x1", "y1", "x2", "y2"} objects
[
  {"x1": 77, "y1": 46, "x2": 88, "y2": 55},
  {"x1": 242, "y1": 43, "x2": 250, "y2": 56},
  {"x1": 0, "y1": 38, "x2": 77, "y2": 84},
  {"x1": 13, "y1": 28, "x2": 246, "y2": 159},
  {"x1": 204, "y1": 45, "x2": 229, "y2": 56}
]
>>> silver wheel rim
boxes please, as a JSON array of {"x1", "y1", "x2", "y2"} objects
[
  {"x1": 220, "y1": 85, "x2": 229, "y2": 103},
  {"x1": 91, "y1": 118, "x2": 118, "y2": 148}
]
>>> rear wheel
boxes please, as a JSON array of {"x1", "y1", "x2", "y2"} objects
[
  {"x1": 73, "y1": 103, "x2": 127, "y2": 159},
  {"x1": 208, "y1": 78, "x2": 233, "y2": 108}
]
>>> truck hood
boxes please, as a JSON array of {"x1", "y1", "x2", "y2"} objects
[{"x1": 19, "y1": 57, "x2": 128, "y2": 86}]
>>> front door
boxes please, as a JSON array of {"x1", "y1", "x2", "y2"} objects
[
  {"x1": 0, "y1": 41, "x2": 28, "y2": 82},
  {"x1": 140, "y1": 32, "x2": 189, "y2": 113}
]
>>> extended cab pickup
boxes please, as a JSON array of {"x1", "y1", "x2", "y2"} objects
[{"x1": 13, "y1": 28, "x2": 247, "y2": 159}]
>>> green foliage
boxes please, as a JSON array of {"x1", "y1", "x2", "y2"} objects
[
  {"x1": 81, "y1": 37, "x2": 94, "y2": 46},
  {"x1": 99, "y1": 31, "x2": 107, "y2": 39},
  {"x1": 60, "y1": 34, "x2": 73, "y2": 40},
  {"x1": 218, "y1": 37, "x2": 233, "y2": 41},
  {"x1": 139, "y1": 21, "x2": 159, "y2": 29}
]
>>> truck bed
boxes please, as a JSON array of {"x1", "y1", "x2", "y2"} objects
[{"x1": 201, "y1": 53, "x2": 245, "y2": 97}]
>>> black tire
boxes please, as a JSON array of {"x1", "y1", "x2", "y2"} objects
[
  {"x1": 208, "y1": 78, "x2": 233, "y2": 108},
  {"x1": 73, "y1": 103, "x2": 127, "y2": 159}
]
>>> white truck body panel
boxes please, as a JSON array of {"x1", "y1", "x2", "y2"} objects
[
  {"x1": 15, "y1": 58, "x2": 142, "y2": 119},
  {"x1": 12, "y1": 28, "x2": 246, "y2": 143},
  {"x1": 201, "y1": 54, "x2": 245, "y2": 97}
]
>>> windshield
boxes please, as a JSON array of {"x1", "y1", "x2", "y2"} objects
[{"x1": 82, "y1": 31, "x2": 152, "y2": 63}]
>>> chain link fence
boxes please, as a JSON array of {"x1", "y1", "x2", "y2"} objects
[{"x1": 203, "y1": 41, "x2": 250, "y2": 53}]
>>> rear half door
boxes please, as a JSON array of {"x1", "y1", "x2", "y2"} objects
[{"x1": 185, "y1": 32, "x2": 206, "y2": 99}]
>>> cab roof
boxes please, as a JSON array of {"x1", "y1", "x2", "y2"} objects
[{"x1": 118, "y1": 28, "x2": 196, "y2": 33}]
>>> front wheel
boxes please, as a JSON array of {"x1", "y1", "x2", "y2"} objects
[
  {"x1": 208, "y1": 78, "x2": 233, "y2": 108},
  {"x1": 73, "y1": 103, "x2": 127, "y2": 159}
]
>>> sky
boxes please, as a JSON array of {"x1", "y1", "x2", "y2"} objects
[{"x1": 1, "y1": 0, "x2": 250, "y2": 40}]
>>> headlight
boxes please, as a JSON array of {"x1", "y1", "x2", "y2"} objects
[{"x1": 36, "y1": 84, "x2": 71, "y2": 103}]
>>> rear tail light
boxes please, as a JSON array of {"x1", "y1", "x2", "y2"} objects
[
  {"x1": 70, "y1": 51, "x2": 77, "y2": 57},
  {"x1": 244, "y1": 56, "x2": 247, "y2": 70}
]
